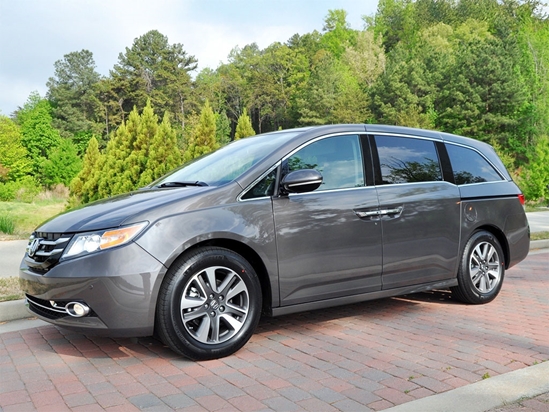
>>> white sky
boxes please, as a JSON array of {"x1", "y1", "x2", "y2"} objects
[{"x1": 0, "y1": 0, "x2": 379, "y2": 116}]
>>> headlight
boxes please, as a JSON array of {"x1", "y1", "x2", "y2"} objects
[{"x1": 62, "y1": 222, "x2": 148, "y2": 259}]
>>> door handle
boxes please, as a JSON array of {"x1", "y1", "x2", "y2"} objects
[
  {"x1": 354, "y1": 210, "x2": 379, "y2": 218},
  {"x1": 379, "y1": 206, "x2": 403, "y2": 217}
]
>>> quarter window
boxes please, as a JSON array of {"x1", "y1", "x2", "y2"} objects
[
  {"x1": 286, "y1": 135, "x2": 364, "y2": 191},
  {"x1": 375, "y1": 135, "x2": 442, "y2": 184},
  {"x1": 446, "y1": 144, "x2": 503, "y2": 185}
]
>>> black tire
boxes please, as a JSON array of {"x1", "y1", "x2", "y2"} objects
[
  {"x1": 156, "y1": 247, "x2": 262, "y2": 360},
  {"x1": 451, "y1": 230, "x2": 505, "y2": 304}
]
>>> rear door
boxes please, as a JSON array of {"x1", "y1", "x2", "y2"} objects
[
  {"x1": 372, "y1": 134, "x2": 461, "y2": 289},
  {"x1": 273, "y1": 134, "x2": 383, "y2": 306}
]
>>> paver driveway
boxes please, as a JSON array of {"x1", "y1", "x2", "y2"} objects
[{"x1": 1, "y1": 250, "x2": 548, "y2": 411}]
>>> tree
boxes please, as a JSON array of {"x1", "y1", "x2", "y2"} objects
[
  {"x1": 184, "y1": 100, "x2": 217, "y2": 162},
  {"x1": 234, "y1": 111, "x2": 255, "y2": 140},
  {"x1": 519, "y1": 134, "x2": 549, "y2": 201},
  {"x1": 139, "y1": 112, "x2": 182, "y2": 186},
  {"x1": 0, "y1": 116, "x2": 32, "y2": 182},
  {"x1": 110, "y1": 30, "x2": 197, "y2": 128},
  {"x1": 70, "y1": 136, "x2": 102, "y2": 204},
  {"x1": 120, "y1": 101, "x2": 158, "y2": 192},
  {"x1": 320, "y1": 9, "x2": 358, "y2": 58},
  {"x1": 41, "y1": 139, "x2": 82, "y2": 187},
  {"x1": 16, "y1": 92, "x2": 62, "y2": 178},
  {"x1": 46, "y1": 49, "x2": 102, "y2": 147},
  {"x1": 215, "y1": 110, "x2": 231, "y2": 147}
]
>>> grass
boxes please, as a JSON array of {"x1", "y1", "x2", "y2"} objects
[
  {"x1": 532, "y1": 231, "x2": 549, "y2": 241},
  {"x1": 0, "y1": 277, "x2": 25, "y2": 301},
  {"x1": 0, "y1": 215, "x2": 16, "y2": 234},
  {"x1": 0, "y1": 198, "x2": 67, "y2": 240}
]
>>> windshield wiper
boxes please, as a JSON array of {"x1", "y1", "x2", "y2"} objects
[{"x1": 157, "y1": 181, "x2": 208, "y2": 188}]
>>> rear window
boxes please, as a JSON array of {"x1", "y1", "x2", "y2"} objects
[
  {"x1": 446, "y1": 144, "x2": 503, "y2": 185},
  {"x1": 375, "y1": 135, "x2": 442, "y2": 184}
]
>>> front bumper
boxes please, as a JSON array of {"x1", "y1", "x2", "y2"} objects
[{"x1": 19, "y1": 242, "x2": 167, "y2": 337}]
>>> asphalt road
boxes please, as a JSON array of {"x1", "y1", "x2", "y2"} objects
[{"x1": 0, "y1": 211, "x2": 547, "y2": 279}]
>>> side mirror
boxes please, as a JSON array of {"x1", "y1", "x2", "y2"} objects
[{"x1": 281, "y1": 169, "x2": 323, "y2": 194}]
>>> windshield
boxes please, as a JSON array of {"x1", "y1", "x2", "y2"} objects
[{"x1": 153, "y1": 130, "x2": 301, "y2": 187}]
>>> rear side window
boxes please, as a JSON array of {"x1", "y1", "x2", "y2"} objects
[
  {"x1": 375, "y1": 135, "x2": 442, "y2": 184},
  {"x1": 446, "y1": 144, "x2": 503, "y2": 185}
]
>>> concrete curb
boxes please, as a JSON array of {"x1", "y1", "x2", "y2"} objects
[
  {"x1": 0, "y1": 299, "x2": 30, "y2": 322},
  {"x1": 384, "y1": 361, "x2": 549, "y2": 412},
  {"x1": 1, "y1": 240, "x2": 547, "y2": 324}
]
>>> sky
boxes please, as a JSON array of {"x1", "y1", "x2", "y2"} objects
[{"x1": 0, "y1": 0, "x2": 379, "y2": 116}]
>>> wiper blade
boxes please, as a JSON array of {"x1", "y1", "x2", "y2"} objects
[{"x1": 157, "y1": 181, "x2": 208, "y2": 188}]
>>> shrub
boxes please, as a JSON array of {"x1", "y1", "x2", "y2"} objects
[{"x1": 0, "y1": 176, "x2": 42, "y2": 202}]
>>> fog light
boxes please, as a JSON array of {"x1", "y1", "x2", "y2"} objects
[{"x1": 66, "y1": 302, "x2": 90, "y2": 317}]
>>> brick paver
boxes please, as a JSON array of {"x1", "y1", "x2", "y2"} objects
[{"x1": 1, "y1": 250, "x2": 547, "y2": 410}]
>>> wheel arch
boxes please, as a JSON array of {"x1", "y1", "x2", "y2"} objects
[
  {"x1": 162, "y1": 238, "x2": 273, "y2": 317},
  {"x1": 472, "y1": 224, "x2": 510, "y2": 268}
]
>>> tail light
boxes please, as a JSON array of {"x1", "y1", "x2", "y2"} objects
[{"x1": 518, "y1": 194, "x2": 525, "y2": 205}]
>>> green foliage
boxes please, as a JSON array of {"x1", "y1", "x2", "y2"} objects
[
  {"x1": 184, "y1": 100, "x2": 217, "y2": 162},
  {"x1": 70, "y1": 101, "x2": 182, "y2": 203},
  {"x1": 519, "y1": 135, "x2": 549, "y2": 201},
  {"x1": 215, "y1": 110, "x2": 231, "y2": 146},
  {"x1": 110, "y1": 30, "x2": 197, "y2": 129},
  {"x1": 70, "y1": 136, "x2": 102, "y2": 204},
  {"x1": 0, "y1": 215, "x2": 15, "y2": 234},
  {"x1": 41, "y1": 139, "x2": 82, "y2": 188},
  {"x1": 0, "y1": 176, "x2": 41, "y2": 202},
  {"x1": 17, "y1": 93, "x2": 62, "y2": 177},
  {"x1": 46, "y1": 50, "x2": 103, "y2": 140},
  {"x1": 0, "y1": 116, "x2": 32, "y2": 182},
  {"x1": 234, "y1": 111, "x2": 255, "y2": 140},
  {"x1": 139, "y1": 112, "x2": 182, "y2": 186}
]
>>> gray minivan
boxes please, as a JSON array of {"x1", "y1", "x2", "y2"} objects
[{"x1": 20, "y1": 125, "x2": 530, "y2": 360}]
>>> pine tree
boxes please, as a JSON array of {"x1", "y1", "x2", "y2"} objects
[
  {"x1": 184, "y1": 100, "x2": 217, "y2": 162},
  {"x1": 121, "y1": 100, "x2": 158, "y2": 191},
  {"x1": 70, "y1": 137, "x2": 102, "y2": 204},
  {"x1": 234, "y1": 111, "x2": 255, "y2": 140},
  {"x1": 139, "y1": 112, "x2": 182, "y2": 186}
]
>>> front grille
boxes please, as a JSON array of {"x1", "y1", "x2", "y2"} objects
[{"x1": 25, "y1": 232, "x2": 73, "y2": 273}]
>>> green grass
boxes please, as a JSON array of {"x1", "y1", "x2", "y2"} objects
[
  {"x1": 0, "y1": 215, "x2": 15, "y2": 234},
  {"x1": 532, "y1": 231, "x2": 549, "y2": 241},
  {"x1": 0, "y1": 277, "x2": 24, "y2": 301},
  {"x1": 0, "y1": 198, "x2": 67, "y2": 240}
]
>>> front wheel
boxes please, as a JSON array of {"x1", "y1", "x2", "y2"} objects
[
  {"x1": 452, "y1": 231, "x2": 505, "y2": 304},
  {"x1": 156, "y1": 247, "x2": 262, "y2": 360}
]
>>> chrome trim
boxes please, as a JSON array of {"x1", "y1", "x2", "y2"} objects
[{"x1": 26, "y1": 296, "x2": 67, "y2": 314}]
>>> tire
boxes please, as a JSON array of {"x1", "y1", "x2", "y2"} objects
[
  {"x1": 156, "y1": 247, "x2": 262, "y2": 360},
  {"x1": 451, "y1": 230, "x2": 505, "y2": 304}
]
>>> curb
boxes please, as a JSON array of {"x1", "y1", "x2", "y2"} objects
[
  {"x1": 0, "y1": 299, "x2": 30, "y2": 322},
  {"x1": 1, "y1": 240, "x2": 548, "y2": 324},
  {"x1": 384, "y1": 361, "x2": 549, "y2": 412}
]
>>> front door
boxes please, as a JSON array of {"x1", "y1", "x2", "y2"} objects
[{"x1": 273, "y1": 134, "x2": 383, "y2": 306}]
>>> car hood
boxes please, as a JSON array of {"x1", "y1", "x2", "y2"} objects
[{"x1": 36, "y1": 186, "x2": 213, "y2": 233}]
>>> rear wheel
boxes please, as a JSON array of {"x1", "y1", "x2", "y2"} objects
[
  {"x1": 452, "y1": 230, "x2": 505, "y2": 304},
  {"x1": 156, "y1": 247, "x2": 262, "y2": 360}
]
